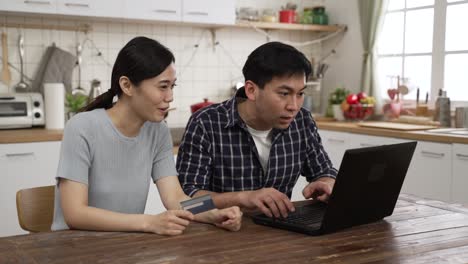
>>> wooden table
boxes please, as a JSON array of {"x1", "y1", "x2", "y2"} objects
[{"x1": 1, "y1": 194, "x2": 468, "y2": 263}]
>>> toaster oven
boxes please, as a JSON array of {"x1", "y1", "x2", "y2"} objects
[{"x1": 0, "y1": 93, "x2": 45, "y2": 129}]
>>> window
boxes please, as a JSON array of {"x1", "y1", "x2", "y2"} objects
[{"x1": 377, "y1": 0, "x2": 468, "y2": 106}]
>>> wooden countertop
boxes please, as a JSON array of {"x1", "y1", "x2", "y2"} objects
[
  {"x1": 317, "y1": 121, "x2": 468, "y2": 144},
  {"x1": 1, "y1": 121, "x2": 467, "y2": 145},
  {"x1": 1, "y1": 194, "x2": 467, "y2": 263}
]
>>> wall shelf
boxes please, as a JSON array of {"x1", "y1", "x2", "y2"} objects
[{"x1": 235, "y1": 20, "x2": 345, "y2": 32}]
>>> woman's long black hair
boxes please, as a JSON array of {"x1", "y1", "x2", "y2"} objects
[{"x1": 81, "y1": 36, "x2": 175, "y2": 112}]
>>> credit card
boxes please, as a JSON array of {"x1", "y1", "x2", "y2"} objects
[{"x1": 180, "y1": 194, "x2": 216, "y2": 214}]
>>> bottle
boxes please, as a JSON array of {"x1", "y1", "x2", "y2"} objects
[
  {"x1": 88, "y1": 79, "x2": 102, "y2": 102},
  {"x1": 433, "y1": 89, "x2": 442, "y2": 122},
  {"x1": 438, "y1": 90, "x2": 451, "y2": 127}
]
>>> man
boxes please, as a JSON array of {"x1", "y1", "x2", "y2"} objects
[{"x1": 177, "y1": 42, "x2": 337, "y2": 218}]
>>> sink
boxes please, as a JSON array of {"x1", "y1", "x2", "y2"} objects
[{"x1": 425, "y1": 128, "x2": 468, "y2": 137}]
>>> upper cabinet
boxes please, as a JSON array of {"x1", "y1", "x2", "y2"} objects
[
  {"x1": 124, "y1": 0, "x2": 182, "y2": 22},
  {"x1": 57, "y1": 0, "x2": 124, "y2": 18},
  {"x1": 0, "y1": 0, "x2": 58, "y2": 14},
  {"x1": 182, "y1": 0, "x2": 235, "y2": 25}
]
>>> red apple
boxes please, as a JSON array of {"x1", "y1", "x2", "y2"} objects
[
  {"x1": 357, "y1": 92, "x2": 367, "y2": 100},
  {"x1": 346, "y1": 94, "x2": 359, "y2": 104}
]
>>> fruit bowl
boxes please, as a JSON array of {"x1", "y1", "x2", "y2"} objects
[{"x1": 343, "y1": 103, "x2": 375, "y2": 121}]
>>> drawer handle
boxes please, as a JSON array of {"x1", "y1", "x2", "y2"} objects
[
  {"x1": 421, "y1": 151, "x2": 445, "y2": 158},
  {"x1": 456, "y1": 153, "x2": 468, "y2": 159},
  {"x1": 187, "y1": 11, "x2": 209, "y2": 16},
  {"x1": 64, "y1": 3, "x2": 90, "y2": 8},
  {"x1": 360, "y1": 143, "x2": 377, "y2": 147},
  {"x1": 6, "y1": 152, "x2": 34, "y2": 157},
  {"x1": 24, "y1": 0, "x2": 51, "y2": 5},
  {"x1": 327, "y1": 138, "x2": 345, "y2": 143},
  {"x1": 153, "y1": 9, "x2": 177, "y2": 14}
]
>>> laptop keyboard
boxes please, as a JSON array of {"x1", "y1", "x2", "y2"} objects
[{"x1": 273, "y1": 204, "x2": 326, "y2": 226}]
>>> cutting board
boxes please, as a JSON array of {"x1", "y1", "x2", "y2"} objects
[{"x1": 358, "y1": 122, "x2": 438, "y2": 131}]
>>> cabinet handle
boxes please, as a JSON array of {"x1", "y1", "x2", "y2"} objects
[
  {"x1": 64, "y1": 3, "x2": 90, "y2": 8},
  {"x1": 327, "y1": 138, "x2": 345, "y2": 144},
  {"x1": 360, "y1": 143, "x2": 377, "y2": 147},
  {"x1": 456, "y1": 153, "x2": 468, "y2": 159},
  {"x1": 421, "y1": 151, "x2": 445, "y2": 158},
  {"x1": 5, "y1": 152, "x2": 34, "y2": 157},
  {"x1": 24, "y1": 0, "x2": 51, "y2": 5},
  {"x1": 153, "y1": 9, "x2": 177, "y2": 14},
  {"x1": 186, "y1": 11, "x2": 209, "y2": 16}
]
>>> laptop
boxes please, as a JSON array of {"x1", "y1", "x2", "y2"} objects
[{"x1": 251, "y1": 141, "x2": 417, "y2": 236}]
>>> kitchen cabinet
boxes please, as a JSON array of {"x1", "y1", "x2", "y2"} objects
[
  {"x1": 182, "y1": 0, "x2": 235, "y2": 25},
  {"x1": 0, "y1": 141, "x2": 61, "y2": 237},
  {"x1": 0, "y1": 0, "x2": 57, "y2": 14},
  {"x1": 57, "y1": 0, "x2": 123, "y2": 18},
  {"x1": 452, "y1": 144, "x2": 468, "y2": 204},
  {"x1": 319, "y1": 130, "x2": 353, "y2": 168},
  {"x1": 124, "y1": 0, "x2": 181, "y2": 22},
  {"x1": 143, "y1": 155, "x2": 177, "y2": 215},
  {"x1": 403, "y1": 141, "x2": 452, "y2": 202}
]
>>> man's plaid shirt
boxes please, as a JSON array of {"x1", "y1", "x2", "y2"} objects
[{"x1": 176, "y1": 89, "x2": 338, "y2": 198}]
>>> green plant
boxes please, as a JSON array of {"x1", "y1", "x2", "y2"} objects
[
  {"x1": 328, "y1": 87, "x2": 350, "y2": 105},
  {"x1": 65, "y1": 93, "x2": 88, "y2": 113}
]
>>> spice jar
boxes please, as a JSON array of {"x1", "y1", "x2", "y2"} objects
[
  {"x1": 301, "y1": 8, "x2": 314, "y2": 24},
  {"x1": 312, "y1": 6, "x2": 328, "y2": 25}
]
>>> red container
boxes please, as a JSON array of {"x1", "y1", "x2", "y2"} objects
[
  {"x1": 190, "y1": 98, "x2": 213, "y2": 113},
  {"x1": 279, "y1": 10, "x2": 296, "y2": 23}
]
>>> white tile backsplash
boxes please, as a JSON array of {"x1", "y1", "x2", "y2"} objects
[{"x1": 0, "y1": 0, "x2": 323, "y2": 127}]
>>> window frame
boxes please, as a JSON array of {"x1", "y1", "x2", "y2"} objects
[{"x1": 377, "y1": 0, "x2": 468, "y2": 108}]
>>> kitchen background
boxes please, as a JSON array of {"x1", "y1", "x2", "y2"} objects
[{"x1": 0, "y1": 0, "x2": 362, "y2": 127}]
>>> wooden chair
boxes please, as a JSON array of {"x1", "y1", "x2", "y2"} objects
[{"x1": 16, "y1": 185, "x2": 55, "y2": 233}]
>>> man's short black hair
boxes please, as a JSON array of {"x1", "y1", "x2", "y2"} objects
[{"x1": 242, "y1": 42, "x2": 312, "y2": 89}]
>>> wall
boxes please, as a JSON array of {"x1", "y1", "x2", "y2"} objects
[{"x1": 0, "y1": 0, "x2": 361, "y2": 127}]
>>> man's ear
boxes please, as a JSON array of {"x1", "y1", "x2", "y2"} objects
[
  {"x1": 119, "y1": 76, "x2": 133, "y2": 96},
  {"x1": 244, "y1": 80, "x2": 258, "y2": 101}
]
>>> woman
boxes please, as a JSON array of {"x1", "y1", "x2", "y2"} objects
[{"x1": 51, "y1": 37, "x2": 242, "y2": 235}]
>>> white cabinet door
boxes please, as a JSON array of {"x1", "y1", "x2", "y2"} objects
[
  {"x1": 182, "y1": 0, "x2": 235, "y2": 25},
  {"x1": 452, "y1": 144, "x2": 468, "y2": 204},
  {"x1": 125, "y1": 0, "x2": 182, "y2": 22},
  {"x1": 144, "y1": 155, "x2": 177, "y2": 215},
  {"x1": 57, "y1": 0, "x2": 123, "y2": 18},
  {"x1": 0, "y1": 141, "x2": 61, "y2": 237},
  {"x1": 350, "y1": 133, "x2": 409, "y2": 149},
  {"x1": 319, "y1": 130, "x2": 352, "y2": 169},
  {"x1": 402, "y1": 141, "x2": 452, "y2": 202},
  {"x1": 0, "y1": 0, "x2": 57, "y2": 14}
]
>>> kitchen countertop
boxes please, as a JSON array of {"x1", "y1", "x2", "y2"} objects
[
  {"x1": 1, "y1": 121, "x2": 467, "y2": 145},
  {"x1": 317, "y1": 121, "x2": 468, "y2": 144}
]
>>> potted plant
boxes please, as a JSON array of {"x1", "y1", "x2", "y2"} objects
[
  {"x1": 327, "y1": 87, "x2": 350, "y2": 120},
  {"x1": 65, "y1": 92, "x2": 88, "y2": 119}
]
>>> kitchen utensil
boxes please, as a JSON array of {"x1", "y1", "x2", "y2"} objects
[
  {"x1": 72, "y1": 43, "x2": 86, "y2": 95},
  {"x1": 1, "y1": 32, "x2": 11, "y2": 88},
  {"x1": 14, "y1": 34, "x2": 30, "y2": 93},
  {"x1": 455, "y1": 107, "x2": 468, "y2": 128},
  {"x1": 88, "y1": 79, "x2": 102, "y2": 101}
]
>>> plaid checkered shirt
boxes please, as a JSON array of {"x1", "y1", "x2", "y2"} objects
[{"x1": 176, "y1": 89, "x2": 338, "y2": 198}]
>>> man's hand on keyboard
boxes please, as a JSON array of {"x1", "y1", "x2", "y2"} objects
[
  {"x1": 302, "y1": 177, "x2": 335, "y2": 203},
  {"x1": 239, "y1": 188, "x2": 295, "y2": 218}
]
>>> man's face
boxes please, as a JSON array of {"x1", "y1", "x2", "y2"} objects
[{"x1": 254, "y1": 73, "x2": 306, "y2": 130}]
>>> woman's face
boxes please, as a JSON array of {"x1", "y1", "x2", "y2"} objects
[{"x1": 130, "y1": 63, "x2": 176, "y2": 123}]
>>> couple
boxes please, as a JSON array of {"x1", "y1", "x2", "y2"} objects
[{"x1": 52, "y1": 36, "x2": 337, "y2": 236}]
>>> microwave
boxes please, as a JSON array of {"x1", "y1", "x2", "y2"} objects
[{"x1": 0, "y1": 93, "x2": 45, "y2": 129}]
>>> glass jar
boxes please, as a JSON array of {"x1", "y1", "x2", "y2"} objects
[
  {"x1": 312, "y1": 6, "x2": 328, "y2": 25},
  {"x1": 301, "y1": 8, "x2": 314, "y2": 24}
]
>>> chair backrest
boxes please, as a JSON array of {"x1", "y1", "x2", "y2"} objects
[{"x1": 16, "y1": 185, "x2": 55, "y2": 233}]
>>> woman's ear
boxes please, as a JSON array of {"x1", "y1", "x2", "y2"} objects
[
  {"x1": 244, "y1": 80, "x2": 258, "y2": 101},
  {"x1": 119, "y1": 76, "x2": 133, "y2": 96}
]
